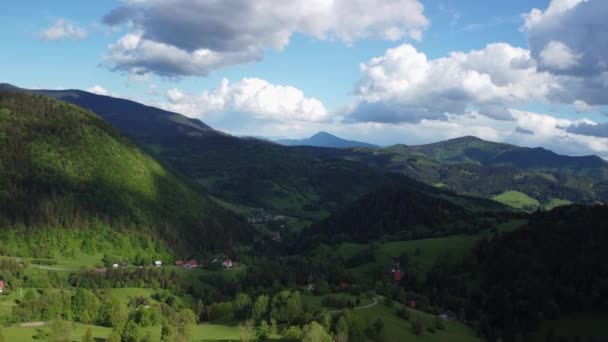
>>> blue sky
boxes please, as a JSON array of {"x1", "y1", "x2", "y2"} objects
[{"x1": 2, "y1": 0, "x2": 608, "y2": 157}]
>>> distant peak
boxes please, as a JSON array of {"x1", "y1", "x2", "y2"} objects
[
  {"x1": 0, "y1": 83, "x2": 20, "y2": 90},
  {"x1": 311, "y1": 131, "x2": 336, "y2": 138},
  {"x1": 451, "y1": 135, "x2": 483, "y2": 142}
]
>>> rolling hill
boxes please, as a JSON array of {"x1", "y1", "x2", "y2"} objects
[
  {"x1": 306, "y1": 185, "x2": 513, "y2": 243},
  {"x1": 0, "y1": 84, "x2": 464, "y2": 220},
  {"x1": 0, "y1": 91, "x2": 252, "y2": 259},
  {"x1": 275, "y1": 131, "x2": 379, "y2": 148},
  {"x1": 293, "y1": 136, "x2": 608, "y2": 210},
  {"x1": 5, "y1": 83, "x2": 607, "y2": 214}
]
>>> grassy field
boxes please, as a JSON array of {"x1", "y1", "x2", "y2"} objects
[
  {"x1": 335, "y1": 219, "x2": 526, "y2": 279},
  {"x1": 492, "y1": 190, "x2": 540, "y2": 210},
  {"x1": 530, "y1": 311, "x2": 608, "y2": 341},
  {"x1": 544, "y1": 198, "x2": 573, "y2": 210},
  {"x1": 2, "y1": 323, "x2": 112, "y2": 341},
  {"x1": 54, "y1": 252, "x2": 105, "y2": 269},
  {"x1": 354, "y1": 302, "x2": 480, "y2": 342},
  {"x1": 0, "y1": 321, "x2": 287, "y2": 341}
]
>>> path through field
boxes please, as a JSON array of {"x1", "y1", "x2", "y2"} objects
[{"x1": 329, "y1": 296, "x2": 383, "y2": 314}]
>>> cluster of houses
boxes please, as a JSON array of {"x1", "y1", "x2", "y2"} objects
[
  {"x1": 174, "y1": 259, "x2": 198, "y2": 269},
  {"x1": 246, "y1": 207, "x2": 287, "y2": 224}
]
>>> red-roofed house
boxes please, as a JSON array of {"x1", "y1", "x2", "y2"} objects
[
  {"x1": 175, "y1": 260, "x2": 184, "y2": 266},
  {"x1": 186, "y1": 259, "x2": 198, "y2": 268},
  {"x1": 0, "y1": 280, "x2": 4, "y2": 293},
  {"x1": 339, "y1": 281, "x2": 349, "y2": 289},
  {"x1": 394, "y1": 270, "x2": 402, "y2": 282},
  {"x1": 409, "y1": 300, "x2": 417, "y2": 308},
  {"x1": 222, "y1": 259, "x2": 233, "y2": 268}
]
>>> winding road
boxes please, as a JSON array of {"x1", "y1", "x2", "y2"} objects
[{"x1": 329, "y1": 296, "x2": 383, "y2": 314}]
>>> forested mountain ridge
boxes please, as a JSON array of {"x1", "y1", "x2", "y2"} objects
[
  {"x1": 0, "y1": 91, "x2": 252, "y2": 259},
  {"x1": 3, "y1": 84, "x2": 488, "y2": 219},
  {"x1": 5, "y1": 83, "x2": 606, "y2": 214},
  {"x1": 293, "y1": 137, "x2": 608, "y2": 209}
]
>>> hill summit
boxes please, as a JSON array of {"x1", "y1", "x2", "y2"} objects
[{"x1": 276, "y1": 131, "x2": 379, "y2": 148}]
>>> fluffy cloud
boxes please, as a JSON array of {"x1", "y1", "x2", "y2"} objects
[
  {"x1": 86, "y1": 85, "x2": 109, "y2": 96},
  {"x1": 102, "y1": 0, "x2": 429, "y2": 76},
  {"x1": 515, "y1": 126, "x2": 534, "y2": 135},
  {"x1": 39, "y1": 19, "x2": 87, "y2": 41},
  {"x1": 162, "y1": 78, "x2": 329, "y2": 123},
  {"x1": 522, "y1": 0, "x2": 608, "y2": 106},
  {"x1": 350, "y1": 43, "x2": 554, "y2": 123},
  {"x1": 524, "y1": 0, "x2": 608, "y2": 76},
  {"x1": 573, "y1": 99, "x2": 593, "y2": 113},
  {"x1": 349, "y1": 1, "x2": 608, "y2": 124},
  {"x1": 538, "y1": 40, "x2": 580, "y2": 70},
  {"x1": 566, "y1": 122, "x2": 608, "y2": 138}
]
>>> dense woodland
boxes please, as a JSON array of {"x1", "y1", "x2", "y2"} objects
[{"x1": 0, "y1": 92, "x2": 252, "y2": 256}]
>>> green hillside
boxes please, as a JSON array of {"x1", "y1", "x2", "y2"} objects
[
  {"x1": 306, "y1": 185, "x2": 513, "y2": 244},
  {"x1": 0, "y1": 92, "x2": 251, "y2": 260},
  {"x1": 492, "y1": 190, "x2": 540, "y2": 210}
]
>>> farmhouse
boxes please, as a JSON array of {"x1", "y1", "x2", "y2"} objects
[
  {"x1": 222, "y1": 259, "x2": 233, "y2": 268},
  {"x1": 186, "y1": 259, "x2": 198, "y2": 269}
]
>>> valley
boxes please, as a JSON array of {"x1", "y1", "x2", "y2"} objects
[{"x1": 0, "y1": 89, "x2": 606, "y2": 342}]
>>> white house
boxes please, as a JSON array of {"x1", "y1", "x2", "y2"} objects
[{"x1": 154, "y1": 260, "x2": 162, "y2": 267}]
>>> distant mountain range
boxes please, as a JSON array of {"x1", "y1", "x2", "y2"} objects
[
  {"x1": 3, "y1": 82, "x2": 608, "y2": 214},
  {"x1": 275, "y1": 131, "x2": 379, "y2": 148},
  {"x1": 294, "y1": 136, "x2": 608, "y2": 210}
]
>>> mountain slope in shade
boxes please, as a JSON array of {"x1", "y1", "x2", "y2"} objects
[
  {"x1": 0, "y1": 83, "x2": 222, "y2": 143},
  {"x1": 276, "y1": 131, "x2": 379, "y2": 148},
  {"x1": 0, "y1": 91, "x2": 252, "y2": 255}
]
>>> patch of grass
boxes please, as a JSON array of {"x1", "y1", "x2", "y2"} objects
[
  {"x1": 354, "y1": 300, "x2": 480, "y2": 342},
  {"x1": 54, "y1": 251, "x2": 104, "y2": 269},
  {"x1": 544, "y1": 198, "x2": 572, "y2": 210},
  {"x1": 492, "y1": 190, "x2": 540, "y2": 210},
  {"x1": 2, "y1": 323, "x2": 111, "y2": 342},
  {"x1": 335, "y1": 219, "x2": 526, "y2": 279}
]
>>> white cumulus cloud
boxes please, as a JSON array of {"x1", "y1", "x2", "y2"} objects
[
  {"x1": 102, "y1": 0, "x2": 430, "y2": 77},
  {"x1": 162, "y1": 78, "x2": 329, "y2": 123},
  {"x1": 350, "y1": 43, "x2": 555, "y2": 123},
  {"x1": 539, "y1": 40, "x2": 581, "y2": 70},
  {"x1": 86, "y1": 85, "x2": 109, "y2": 96},
  {"x1": 39, "y1": 19, "x2": 87, "y2": 41}
]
